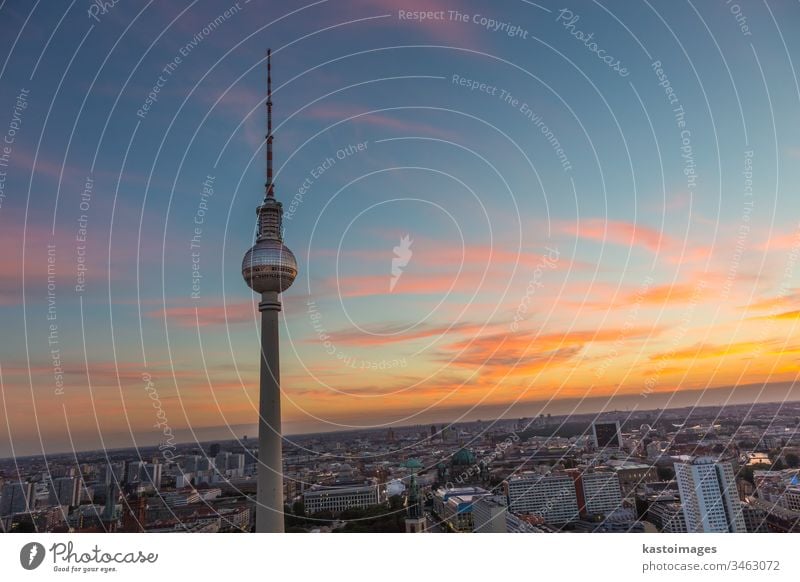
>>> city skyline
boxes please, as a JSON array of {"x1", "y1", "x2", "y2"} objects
[
  {"x1": 1, "y1": 1, "x2": 800, "y2": 462},
  {"x1": 3, "y1": 400, "x2": 800, "y2": 534}
]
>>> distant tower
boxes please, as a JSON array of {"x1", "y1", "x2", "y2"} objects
[
  {"x1": 242, "y1": 49, "x2": 298, "y2": 533},
  {"x1": 120, "y1": 494, "x2": 146, "y2": 533},
  {"x1": 405, "y1": 471, "x2": 426, "y2": 533}
]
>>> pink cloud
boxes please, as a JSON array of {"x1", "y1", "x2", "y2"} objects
[
  {"x1": 146, "y1": 300, "x2": 257, "y2": 328},
  {"x1": 304, "y1": 103, "x2": 460, "y2": 141},
  {"x1": 664, "y1": 244, "x2": 714, "y2": 265},
  {"x1": 560, "y1": 218, "x2": 673, "y2": 253},
  {"x1": 757, "y1": 230, "x2": 800, "y2": 252},
  {"x1": 317, "y1": 239, "x2": 571, "y2": 271},
  {"x1": 348, "y1": 0, "x2": 483, "y2": 49},
  {"x1": 0, "y1": 213, "x2": 98, "y2": 305},
  {"x1": 146, "y1": 294, "x2": 310, "y2": 327},
  {"x1": 328, "y1": 271, "x2": 483, "y2": 298}
]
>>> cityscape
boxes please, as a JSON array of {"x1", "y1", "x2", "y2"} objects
[
  {"x1": 2, "y1": 4, "x2": 800, "y2": 573},
  {"x1": 3, "y1": 401, "x2": 800, "y2": 533}
]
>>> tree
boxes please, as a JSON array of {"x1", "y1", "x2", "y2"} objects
[
  {"x1": 657, "y1": 465, "x2": 674, "y2": 481},
  {"x1": 388, "y1": 494, "x2": 403, "y2": 511},
  {"x1": 737, "y1": 464, "x2": 771, "y2": 486},
  {"x1": 785, "y1": 453, "x2": 799, "y2": 468}
]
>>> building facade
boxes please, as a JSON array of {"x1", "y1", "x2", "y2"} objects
[
  {"x1": 49, "y1": 476, "x2": 80, "y2": 507},
  {"x1": 674, "y1": 457, "x2": 745, "y2": 533},
  {"x1": 0, "y1": 481, "x2": 32, "y2": 516},
  {"x1": 580, "y1": 471, "x2": 623, "y2": 516},
  {"x1": 506, "y1": 472, "x2": 579, "y2": 524},
  {"x1": 303, "y1": 482, "x2": 382, "y2": 515}
]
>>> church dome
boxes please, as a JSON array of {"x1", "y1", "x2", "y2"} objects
[
  {"x1": 403, "y1": 458, "x2": 423, "y2": 470},
  {"x1": 451, "y1": 448, "x2": 476, "y2": 466}
]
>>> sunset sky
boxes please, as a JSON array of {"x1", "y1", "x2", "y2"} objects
[{"x1": 1, "y1": 0, "x2": 800, "y2": 456}]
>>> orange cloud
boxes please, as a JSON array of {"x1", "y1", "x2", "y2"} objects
[
  {"x1": 650, "y1": 341, "x2": 765, "y2": 361},
  {"x1": 323, "y1": 320, "x2": 489, "y2": 347},
  {"x1": 755, "y1": 310, "x2": 800, "y2": 321},
  {"x1": 742, "y1": 292, "x2": 800, "y2": 312},
  {"x1": 636, "y1": 283, "x2": 707, "y2": 306},
  {"x1": 558, "y1": 280, "x2": 707, "y2": 312},
  {"x1": 440, "y1": 326, "x2": 663, "y2": 378}
]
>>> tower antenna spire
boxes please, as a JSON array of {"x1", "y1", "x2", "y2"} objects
[{"x1": 266, "y1": 48, "x2": 274, "y2": 199}]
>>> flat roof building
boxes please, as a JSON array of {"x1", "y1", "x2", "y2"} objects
[
  {"x1": 303, "y1": 482, "x2": 382, "y2": 515},
  {"x1": 507, "y1": 472, "x2": 579, "y2": 525}
]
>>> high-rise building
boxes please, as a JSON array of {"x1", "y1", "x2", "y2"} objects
[
  {"x1": 571, "y1": 470, "x2": 623, "y2": 516},
  {"x1": 100, "y1": 462, "x2": 125, "y2": 486},
  {"x1": 227, "y1": 454, "x2": 245, "y2": 472},
  {"x1": 102, "y1": 480, "x2": 118, "y2": 524},
  {"x1": 184, "y1": 455, "x2": 212, "y2": 472},
  {"x1": 126, "y1": 461, "x2": 145, "y2": 484},
  {"x1": 0, "y1": 481, "x2": 32, "y2": 516},
  {"x1": 49, "y1": 476, "x2": 80, "y2": 507},
  {"x1": 125, "y1": 461, "x2": 161, "y2": 489},
  {"x1": 142, "y1": 463, "x2": 162, "y2": 490},
  {"x1": 241, "y1": 49, "x2": 298, "y2": 534},
  {"x1": 182, "y1": 455, "x2": 198, "y2": 472},
  {"x1": 592, "y1": 420, "x2": 622, "y2": 449},
  {"x1": 506, "y1": 472, "x2": 579, "y2": 524},
  {"x1": 98, "y1": 462, "x2": 124, "y2": 526},
  {"x1": 214, "y1": 452, "x2": 231, "y2": 473},
  {"x1": 674, "y1": 457, "x2": 745, "y2": 533}
]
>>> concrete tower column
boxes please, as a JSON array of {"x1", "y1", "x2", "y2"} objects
[{"x1": 257, "y1": 291, "x2": 283, "y2": 533}]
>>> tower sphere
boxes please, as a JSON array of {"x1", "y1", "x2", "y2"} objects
[{"x1": 242, "y1": 238, "x2": 297, "y2": 294}]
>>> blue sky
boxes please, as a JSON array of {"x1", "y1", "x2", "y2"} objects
[{"x1": 1, "y1": 0, "x2": 800, "y2": 455}]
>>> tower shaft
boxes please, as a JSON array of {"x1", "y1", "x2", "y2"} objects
[{"x1": 257, "y1": 291, "x2": 283, "y2": 533}]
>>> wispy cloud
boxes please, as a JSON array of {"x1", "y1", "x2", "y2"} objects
[
  {"x1": 322, "y1": 320, "x2": 489, "y2": 346},
  {"x1": 304, "y1": 103, "x2": 461, "y2": 141},
  {"x1": 560, "y1": 218, "x2": 673, "y2": 253}
]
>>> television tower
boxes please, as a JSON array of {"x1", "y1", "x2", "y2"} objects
[{"x1": 241, "y1": 49, "x2": 298, "y2": 533}]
